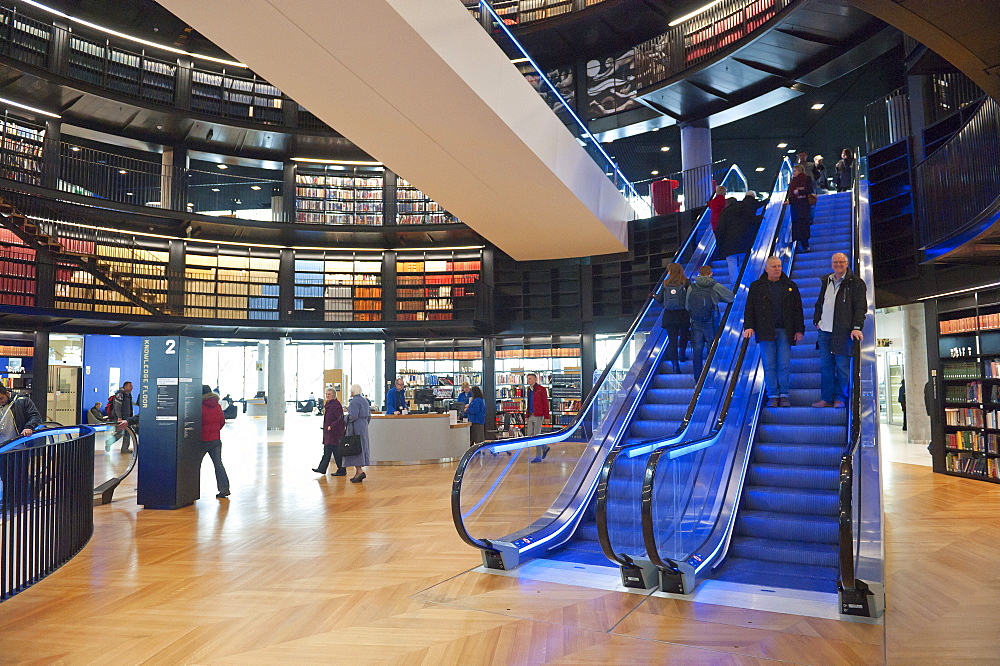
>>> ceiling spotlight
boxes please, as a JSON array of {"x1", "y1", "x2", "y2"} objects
[
  {"x1": 126, "y1": 192, "x2": 134, "y2": 196},
  {"x1": 777, "y1": 143, "x2": 787, "y2": 148},
  {"x1": 660, "y1": 146, "x2": 670, "y2": 152},
  {"x1": 651, "y1": 170, "x2": 659, "y2": 176},
  {"x1": 217, "y1": 164, "x2": 228, "y2": 169},
  {"x1": 755, "y1": 167, "x2": 765, "y2": 172},
  {"x1": 211, "y1": 188, "x2": 220, "y2": 192},
  {"x1": 652, "y1": 128, "x2": 660, "y2": 132},
  {"x1": 70, "y1": 146, "x2": 81, "y2": 152},
  {"x1": 118, "y1": 169, "x2": 127, "y2": 174},
  {"x1": 250, "y1": 185, "x2": 261, "y2": 191},
  {"x1": 811, "y1": 103, "x2": 825, "y2": 110},
  {"x1": 787, "y1": 149, "x2": 796, "y2": 154}
]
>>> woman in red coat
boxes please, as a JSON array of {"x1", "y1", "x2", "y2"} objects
[
  {"x1": 201, "y1": 384, "x2": 231, "y2": 498},
  {"x1": 313, "y1": 387, "x2": 347, "y2": 476}
]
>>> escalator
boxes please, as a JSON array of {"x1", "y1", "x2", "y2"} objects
[
  {"x1": 452, "y1": 164, "x2": 780, "y2": 572},
  {"x1": 635, "y1": 162, "x2": 884, "y2": 616}
]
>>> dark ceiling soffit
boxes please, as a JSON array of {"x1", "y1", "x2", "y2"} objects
[
  {"x1": 920, "y1": 196, "x2": 1000, "y2": 265},
  {"x1": 796, "y1": 26, "x2": 901, "y2": 87}
]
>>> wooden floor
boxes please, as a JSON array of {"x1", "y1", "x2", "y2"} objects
[{"x1": 0, "y1": 416, "x2": 997, "y2": 664}]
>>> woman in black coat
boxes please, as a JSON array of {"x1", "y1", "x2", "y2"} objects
[
  {"x1": 786, "y1": 165, "x2": 815, "y2": 252},
  {"x1": 835, "y1": 148, "x2": 855, "y2": 191}
]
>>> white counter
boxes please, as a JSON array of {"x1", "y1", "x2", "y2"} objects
[{"x1": 368, "y1": 413, "x2": 471, "y2": 465}]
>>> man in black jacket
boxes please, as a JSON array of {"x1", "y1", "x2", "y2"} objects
[
  {"x1": 714, "y1": 192, "x2": 763, "y2": 286},
  {"x1": 744, "y1": 256, "x2": 805, "y2": 407},
  {"x1": 109, "y1": 381, "x2": 135, "y2": 453},
  {"x1": 812, "y1": 253, "x2": 867, "y2": 408},
  {"x1": 0, "y1": 385, "x2": 43, "y2": 443}
]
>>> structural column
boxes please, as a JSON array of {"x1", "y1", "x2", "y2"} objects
[
  {"x1": 31, "y1": 330, "x2": 49, "y2": 418},
  {"x1": 41, "y1": 119, "x2": 61, "y2": 190},
  {"x1": 902, "y1": 303, "x2": 932, "y2": 448},
  {"x1": 266, "y1": 338, "x2": 285, "y2": 430},
  {"x1": 256, "y1": 342, "x2": 267, "y2": 395},
  {"x1": 374, "y1": 342, "x2": 385, "y2": 408},
  {"x1": 679, "y1": 118, "x2": 713, "y2": 209},
  {"x1": 162, "y1": 145, "x2": 189, "y2": 211}
]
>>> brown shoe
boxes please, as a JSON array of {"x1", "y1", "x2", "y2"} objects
[
  {"x1": 779, "y1": 397, "x2": 791, "y2": 408},
  {"x1": 833, "y1": 400, "x2": 846, "y2": 408},
  {"x1": 767, "y1": 398, "x2": 779, "y2": 408},
  {"x1": 812, "y1": 400, "x2": 832, "y2": 408}
]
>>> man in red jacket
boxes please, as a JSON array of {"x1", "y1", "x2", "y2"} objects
[
  {"x1": 526, "y1": 373, "x2": 551, "y2": 463},
  {"x1": 201, "y1": 385, "x2": 231, "y2": 498}
]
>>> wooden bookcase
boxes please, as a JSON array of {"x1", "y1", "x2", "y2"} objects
[
  {"x1": 395, "y1": 178, "x2": 457, "y2": 225},
  {"x1": 0, "y1": 339, "x2": 33, "y2": 393},
  {"x1": 493, "y1": 335, "x2": 582, "y2": 437},
  {"x1": 395, "y1": 251, "x2": 482, "y2": 322},
  {"x1": 395, "y1": 340, "x2": 484, "y2": 411},
  {"x1": 293, "y1": 252, "x2": 382, "y2": 322},
  {"x1": 0, "y1": 229, "x2": 36, "y2": 308},
  {"x1": 294, "y1": 166, "x2": 384, "y2": 226},
  {"x1": 0, "y1": 111, "x2": 44, "y2": 186},
  {"x1": 935, "y1": 288, "x2": 1000, "y2": 483},
  {"x1": 184, "y1": 245, "x2": 280, "y2": 320}
]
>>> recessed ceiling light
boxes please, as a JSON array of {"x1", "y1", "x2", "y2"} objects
[
  {"x1": 755, "y1": 167, "x2": 765, "y2": 172},
  {"x1": 211, "y1": 188, "x2": 220, "y2": 192},
  {"x1": 777, "y1": 143, "x2": 787, "y2": 148},
  {"x1": 217, "y1": 164, "x2": 228, "y2": 169},
  {"x1": 652, "y1": 128, "x2": 659, "y2": 132},
  {"x1": 811, "y1": 103, "x2": 825, "y2": 110},
  {"x1": 787, "y1": 149, "x2": 796, "y2": 154},
  {"x1": 660, "y1": 146, "x2": 669, "y2": 152},
  {"x1": 70, "y1": 146, "x2": 80, "y2": 152},
  {"x1": 250, "y1": 185, "x2": 261, "y2": 191},
  {"x1": 651, "y1": 170, "x2": 659, "y2": 176},
  {"x1": 118, "y1": 169, "x2": 127, "y2": 174},
  {"x1": 126, "y1": 192, "x2": 133, "y2": 196}
]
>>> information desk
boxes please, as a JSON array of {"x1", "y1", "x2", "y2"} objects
[
  {"x1": 246, "y1": 398, "x2": 267, "y2": 417},
  {"x1": 369, "y1": 413, "x2": 470, "y2": 465}
]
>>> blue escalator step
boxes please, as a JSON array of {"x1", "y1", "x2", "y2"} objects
[
  {"x1": 631, "y1": 419, "x2": 684, "y2": 438},
  {"x1": 758, "y1": 406, "x2": 845, "y2": 425},
  {"x1": 743, "y1": 486, "x2": 839, "y2": 515},
  {"x1": 651, "y1": 374, "x2": 695, "y2": 389},
  {"x1": 645, "y1": 388, "x2": 694, "y2": 403},
  {"x1": 754, "y1": 443, "x2": 844, "y2": 467},
  {"x1": 638, "y1": 403, "x2": 688, "y2": 421},
  {"x1": 755, "y1": 424, "x2": 844, "y2": 445},
  {"x1": 711, "y1": 557, "x2": 838, "y2": 593},
  {"x1": 735, "y1": 514, "x2": 839, "y2": 548},
  {"x1": 747, "y1": 463, "x2": 839, "y2": 490}
]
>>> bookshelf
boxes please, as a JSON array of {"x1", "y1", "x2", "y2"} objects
[
  {"x1": 494, "y1": 335, "x2": 582, "y2": 437},
  {"x1": 495, "y1": 256, "x2": 582, "y2": 323},
  {"x1": 293, "y1": 252, "x2": 382, "y2": 322},
  {"x1": 0, "y1": 111, "x2": 44, "y2": 186},
  {"x1": 295, "y1": 166, "x2": 384, "y2": 226},
  {"x1": 190, "y1": 69, "x2": 283, "y2": 125},
  {"x1": 395, "y1": 178, "x2": 458, "y2": 225},
  {"x1": 395, "y1": 340, "x2": 484, "y2": 412},
  {"x1": 0, "y1": 340, "x2": 33, "y2": 393},
  {"x1": 869, "y1": 139, "x2": 917, "y2": 284},
  {"x1": 395, "y1": 251, "x2": 482, "y2": 322},
  {"x1": 0, "y1": 229, "x2": 36, "y2": 307},
  {"x1": 184, "y1": 246, "x2": 279, "y2": 320},
  {"x1": 936, "y1": 291, "x2": 1000, "y2": 483}
]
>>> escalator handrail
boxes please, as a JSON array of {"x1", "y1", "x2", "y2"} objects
[
  {"x1": 451, "y1": 205, "x2": 717, "y2": 553},
  {"x1": 596, "y1": 162, "x2": 793, "y2": 568},
  {"x1": 92, "y1": 421, "x2": 139, "y2": 498}
]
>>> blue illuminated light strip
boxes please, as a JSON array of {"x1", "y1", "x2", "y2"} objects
[
  {"x1": 0, "y1": 426, "x2": 93, "y2": 453},
  {"x1": 477, "y1": 1, "x2": 643, "y2": 207}
]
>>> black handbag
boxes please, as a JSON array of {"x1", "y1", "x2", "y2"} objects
[{"x1": 338, "y1": 434, "x2": 362, "y2": 457}]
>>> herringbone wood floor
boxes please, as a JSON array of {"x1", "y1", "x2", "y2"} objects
[{"x1": 0, "y1": 416, "x2": 996, "y2": 664}]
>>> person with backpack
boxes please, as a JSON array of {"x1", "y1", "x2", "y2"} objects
[
  {"x1": 651, "y1": 263, "x2": 691, "y2": 373},
  {"x1": 106, "y1": 381, "x2": 134, "y2": 453},
  {"x1": 686, "y1": 265, "x2": 735, "y2": 378}
]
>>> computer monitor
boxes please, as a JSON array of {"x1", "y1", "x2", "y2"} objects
[{"x1": 413, "y1": 388, "x2": 435, "y2": 405}]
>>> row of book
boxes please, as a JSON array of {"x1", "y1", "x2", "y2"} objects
[
  {"x1": 0, "y1": 345, "x2": 32, "y2": 357},
  {"x1": 397, "y1": 214, "x2": 453, "y2": 225},
  {"x1": 945, "y1": 407, "x2": 984, "y2": 427},
  {"x1": 940, "y1": 313, "x2": 1000, "y2": 334},
  {"x1": 397, "y1": 298, "x2": 456, "y2": 311},
  {"x1": 295, "y1": 212, "x2": 382, "y2": 225},
  {"x1": 988, "y1": 360, "x2": 1000, "y2": 378},
  {"x1": 0, "y1": 293, "x2": 33, "y2": 306},
  {"x1": 943, "y1": 361, "x2": 980, "y2": 379},
  {"x1": 296, "y1": 187, "x2": 383, "y2": 200},
  {"x1": 396, "y1": 261, "x2": 482, "y2": 273},
  {"x1": 397, "y1": 351, "x2": 482, "y2": 361},
  {"x1": 946, "y1": 383, "x2": 980, "y2": 402},
  {"x1": 945, "y1": 431, "x2": 1000, "y2": 453},
  {"x1": 396, "y1": 312, "x2": 454, "y2": 321},
  {"x1": 397, "y1": 202, "x2": 444, "y2": 213},
  {"x1": 496, "y1": 348, "x2": 581, "y2": 359},
  {"x1": 397, "y1": 286, "x2": 472, "y2": 298},
  {"x1": 296, "y1": 199, "x2": 383, "y2": 212},
  {"x1": 945, "y1": 453, "x2": 1000, "y2": 479},
  {"x1": 295, "y1": 175, "x2": 383, "y2": 188}
]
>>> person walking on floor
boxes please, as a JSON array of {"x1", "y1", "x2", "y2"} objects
[
  {"x1": 313, "y1": 387, "x2": 347, "y2": 476},
  {"x1": 707, "y1": 185, "x2": 728, "y2": 231},
  {"x1": 835, "y1": 148, "x2": 855, "y2": 191},
  {"x1": 384, "y1": 377, "x2": 407, "y2": 414},
  {"x1": 786, "y1": 165, "x2": 815, "y2": 252},
  {"x1": 651, "y1": 263, "x2": 691, "y2": 373},
  {"x1": 744, "y1": 256, "x2": 805, "y2": 407},
  {"x1": 899, "y1": 379, "x2": 907, "y2": 431},
  {"x1": 812, "y1": 252, "x2": 867, "y2": 408},
  {"x1": 465, "y1": 386, "x2": 487, "y2": 447},
  {"x1": 109, "y1": 381, "x2": 135, "y2": 453},
  {"x1": 344, "y1": 384, "x2": 371, "y2": 483},
  {"x1": 687, "y1": 265, "x2": 736, "y2": 378},
  {"x1": 200, "y1": 385, "x2": 231, "y2": 499},
  {"x1": 714, "y1": 191, "x2": 763, "y2": 286},
  {"x1": 526, "y1": 373, "x2": 551, "y2": 463}
]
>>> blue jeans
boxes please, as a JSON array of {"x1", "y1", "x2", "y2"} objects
[
  {"x1": 818, "y1": 330, "x2": 851, "y2": 403},
  {"x1": 759, "y1": 328, "x2": 791, "y2": 398},
  {"x1": 690, "y1": 317, "x2": 716, "y2": 378}
]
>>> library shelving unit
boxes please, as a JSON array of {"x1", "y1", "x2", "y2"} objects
[
  {"x1": 0, "y1": 111, "x2": 44, "y2": 186},
  {"x1": 184, "y1": 245, "x2": 280, "y2": 320},
  {"x1": 395, "y1": 178, "x2": 458, "y2": 225},
  {"x1": 868, "y1": 139, "x2": 917, "y2": 284},
  {"x1": 0, "y1": 228, "x2": 35, "y2": 307},
  {"x1": 395, "y1": 250, "x2": 482, "y2": 322},
  {"x1": 295, "y1": 166, "x2": 384, "y2": 226},
  {"x1": 0, "y1": 339, "x2": 33, "y2": 393},
  {"x1": 494, "y1": 257, "x2": 582, "y2": 323},
  {"x1": 395, "y1": 340, "x2": 484, "y2": 412},
  {"x1": 190, "y1": 69, "x2": 283, "y2": 125},
  {"x1": 593, "y1": 214, "x2": 681, "y2": 318},
  {"x1": 493, "y1": 335, "x2": 582, "y2": 438},
  {"x1": 293, "y1": 252, "x2": 382, "y2": 322},
  {"x1": 936, "y1": 290, "x2": 1000, "y2": 483}
]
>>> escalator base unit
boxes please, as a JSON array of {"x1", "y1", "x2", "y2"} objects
[{"x1": 620, "y1": 559, "x2": 658, "y2": 589}]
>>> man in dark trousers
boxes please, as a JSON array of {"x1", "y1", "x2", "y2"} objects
[
  {"x1": 109, "y1": 381, "x2": 135, "y2": 453},
  {"x1": 526, "y1": 373, "x2": 551, "y2": 462},
  {"x1": 743, "y1": 256, "x2": 805, "y2": 407},
  {"x1": 812, "y1": 253, "x2": 867, "y2": 408}
]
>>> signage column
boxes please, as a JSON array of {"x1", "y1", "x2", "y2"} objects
[{"x1": 138, "y1": 336, "x2": 203, "y2": 509}]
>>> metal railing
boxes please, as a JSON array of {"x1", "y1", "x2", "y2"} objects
[
  {"x1": 864, "y1": 87, "x2": 911, "y2": 154},
  {"x1": 1, "y1": 425, "x2": 95, "y2": 600},
  {"x1": 914, "y1": 96, "x2": 1000, "y2": 250},
  {"x1": 463, "y1": 0, "x2": 610, "y2": 25}
]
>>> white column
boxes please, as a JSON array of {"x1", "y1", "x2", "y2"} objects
[
  {"x1": 680, "y1": 119, "x2": 713, "y2": 210},
  {"x1": 256, "y1": 342, "x2": 267, "y2": 395},
  {"x1": 267, "y1": 338, "x2": 285, "y2": 430},
  {"x1": 902, "y1": 303, "x2": 931, "y2": 446}
]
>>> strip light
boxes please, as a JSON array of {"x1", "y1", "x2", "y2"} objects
[
  {"x1": 0, "y1": 95, "x2": 60, "y2": 118},
  {"x1": 20, "y1": 0, "x2": 247, "y2": 68},
  {"x1": 916, "y1": 281, "x2": 1000, "y2": 301},
  {"x1": 291, "y1": 157, "x2": 384, "y2": 166},
  {"x1": 668, "y1": 0, "x2": 726, "y2": 26}
]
